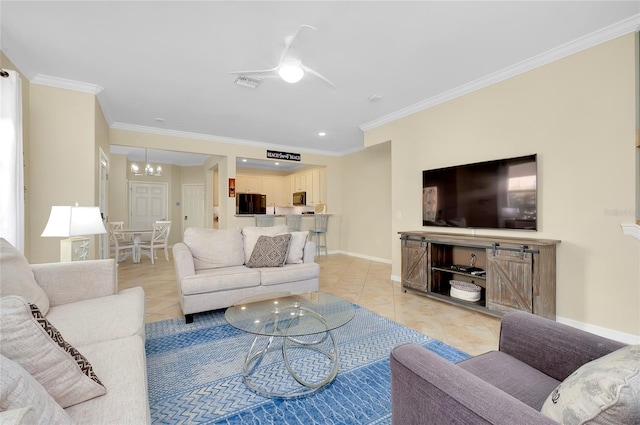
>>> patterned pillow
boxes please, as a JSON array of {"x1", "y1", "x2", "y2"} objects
[
  {"x1": 540, "y1": 344, "x2": 640, "y2": 424},
  {"x1": 0, "y1": 296, "x2": 106, "y2": 408},
  {"x1": 242, "y1": 225, "x2": 289, "y2": 264},
  {"x1": 246, "y1": 234, "x2": 292, "y2": 268}
]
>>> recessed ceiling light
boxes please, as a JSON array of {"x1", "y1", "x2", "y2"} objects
[{"x1": 318, "y1": 132, "x2": 326, "y2": 136}]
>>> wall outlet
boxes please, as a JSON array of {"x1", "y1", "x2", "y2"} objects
[{"x1": 396, "y1": 210, "x2": 402, "y2": 219}]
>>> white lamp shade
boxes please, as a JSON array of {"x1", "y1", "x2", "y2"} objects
[
  {"x1": 278, "y1": 64, "x2": 304, "y2": 83},
  {"x1": 41, "y1": 206, "x2": 107, "y2": 237}
]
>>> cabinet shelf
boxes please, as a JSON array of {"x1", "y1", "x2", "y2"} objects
[
  {"x1": 399, "y1": 231, "x2": 560, "y2": 320},
  {"x1": 431, "y1": 266, "x2": 487, "y2": 281}
]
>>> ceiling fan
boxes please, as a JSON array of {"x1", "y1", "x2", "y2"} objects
[{"x1": 230, "y1": 25, "x2": 335, "y2": 87}]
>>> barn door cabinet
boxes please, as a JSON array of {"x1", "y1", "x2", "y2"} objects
[{"x1": 399, "y1": 231, "x2": 560, "y2": 319}]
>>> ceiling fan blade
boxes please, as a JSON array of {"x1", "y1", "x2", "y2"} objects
[
  {"x1": 300, "y1": 64, "x2": 335, "y2": 88},
  {"x1": 229, "y1": 67, "x2": 279, "y2": 76},
  {"x1": 279, "y1": 24, "x2": 317, "y2": 65}
]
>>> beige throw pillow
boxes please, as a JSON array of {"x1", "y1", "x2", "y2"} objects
[
  {"x1": 279, "y1": 231, "x2": 309, "y2": 264},
  {"x1": 246, "y1": 234, "x2": 292, "y2": 268},
  {"x1": 541, "y1": 344, "x2": 640, "y2": 425},
  {"x1": 0, "y1": 238, "x2": 50, "y2": 315},
  {"x1": 0, "y1": 355, "x2": 73, "y2": 425},
  {"x1": 0, "y1": 296, "x2": 106, "y2": 408},
  {"x1": 241, "y1": 225, "x2": 289, "y2": 264},
  {"x1": 183, "y1": 228, "x2": 245, "y2": 270}
]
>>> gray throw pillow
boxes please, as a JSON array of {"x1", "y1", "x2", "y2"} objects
[
  {"x1": 246, "y1": 234, "x2": 292, "y2": 268},
  {"x1": 540, "y1": 344, "x2": 640, "y2": 424}
]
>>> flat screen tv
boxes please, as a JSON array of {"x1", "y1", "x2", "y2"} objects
[{"x1": 422, "y1": 154, "x2": 537, "y2": 230}]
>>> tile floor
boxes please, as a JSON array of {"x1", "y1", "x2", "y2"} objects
[{"x1": 118, "y1": 252, "x2": 501, "y2": 356}]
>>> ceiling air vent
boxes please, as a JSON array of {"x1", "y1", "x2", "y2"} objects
[{"x1": 235, "y1": 75, "x2": 262, "y2": 89}]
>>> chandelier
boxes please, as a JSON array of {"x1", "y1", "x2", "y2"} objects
[{"x1": 131, "y1": 149, "x2": 162, "y2": 176}]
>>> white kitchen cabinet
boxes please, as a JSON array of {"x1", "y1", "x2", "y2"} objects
[
  {"x1": 262, "y1": 176, "x2": 284, "y2": 207},
  {"x1": 236, "y1": 175, "x2": 262, "y2": 194}
]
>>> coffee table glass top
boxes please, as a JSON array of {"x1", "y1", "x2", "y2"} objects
[{"x1": 225, "y1": 292, "x2": 355, "y2": 337}]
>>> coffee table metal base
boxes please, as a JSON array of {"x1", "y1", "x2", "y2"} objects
[{"x1": 242, "y1": 305, "x2": 339, "y2": 398}]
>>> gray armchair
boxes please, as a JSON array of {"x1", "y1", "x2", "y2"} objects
[{"x1": 390, "y1": 311, "x2": 626, "y2": 425}]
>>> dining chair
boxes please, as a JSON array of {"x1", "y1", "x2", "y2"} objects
[
  {"x1": 139, "y1": 221, "x2": 171, "y2": 264},
  {"x1": 108, "y1": 221, "x2": 133, "y2": 261},
  {"x1": 255, "y1": 215, "x2": 274, "y2": 227},
  {"x1": 309, "y1": 214, "x2": 329, "y2": 256},
  {"x1": 285, "y1": 214, "x2": 302, "y2": 231}
]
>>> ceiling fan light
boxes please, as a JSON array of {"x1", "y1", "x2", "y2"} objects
[{"x1": 278, "y1": 64, "x2": 304, "y2": 83}]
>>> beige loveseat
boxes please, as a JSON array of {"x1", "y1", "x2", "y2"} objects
[
  {"x1": 173, "y1": 225, "x2": 320, "y2": 323},
  {"x1": 0, "y1": 239, "x2": 150, "y2": 425}
]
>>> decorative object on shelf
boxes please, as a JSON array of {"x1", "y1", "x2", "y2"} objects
[
  {"x1": 130, "y1": 148, "x2": 162, "y2": 176},
  {"x1": 449, "y1": 280, "x2": 481, "y2": 302},
  {"x1": 469, "y1": 253, "x2": 477, "y2": 268},
  {"x1": 41, "y1": 203, "x2": 107, "y2": 261},
  {"x1": 229, "y1": 178, "x2": 236, "y2": 197}
]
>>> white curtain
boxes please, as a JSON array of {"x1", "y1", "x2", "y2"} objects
[{"x1": 0, "y1": 70, "x2": 25, "y2": 252}]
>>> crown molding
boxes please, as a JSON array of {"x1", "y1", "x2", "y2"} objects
[
  {"x1": 621, "y1": 223, "x2": 640, "y2": 241},
  {"x1": 360, "y1": 13, "x2": 640, "y2": 132},
  {"x1": 110, "y1": 122, "x2": 346, "y2": 157},
  {"x1": 31, "y1": 74, "x2": 103, "y2": 95}
]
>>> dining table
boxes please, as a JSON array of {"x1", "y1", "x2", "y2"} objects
[{"x1": 112, "y1": 229, "x2": 153, "y2": 263}]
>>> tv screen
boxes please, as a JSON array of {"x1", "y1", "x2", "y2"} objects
[{"x1": 422, "y1": 154, "x2": 537, "y2": 230}]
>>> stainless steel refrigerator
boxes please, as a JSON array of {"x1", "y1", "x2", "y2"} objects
[{"x1": 236, "y1": 194, "x2": 266, "y2": 215}]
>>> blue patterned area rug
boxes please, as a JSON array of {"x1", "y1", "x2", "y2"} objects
[{"x1": 146, "y1": 305, "x2": 470, "y2": 425}]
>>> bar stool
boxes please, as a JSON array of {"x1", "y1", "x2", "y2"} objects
[
  {"x1": 309, "y1": 214, "x2": 329, "y2": 255},
  {"x1": 255, "y1": 215, "x2": 274, "y2": 227},
  {"x1": 285, "y1": 214, "x2": 302, "y2": 231}
]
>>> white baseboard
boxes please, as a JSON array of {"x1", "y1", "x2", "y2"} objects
[
  {"x1": 328, "y1": 252, "x2": 640, "y2": 345},
  {"x1": 556, "y1": 316, "x2": 640, "y2": 345},
  {"x1": 326, "y1": 250, "x2": 392, "y2": 264}
]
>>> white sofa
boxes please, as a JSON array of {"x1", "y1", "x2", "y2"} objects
[
  {"x1": 0, "y1": 238, "x2": 150, "y2": 425},
  {"x1": 173, "y1": 225, "x2": 320, "y2": 323}
]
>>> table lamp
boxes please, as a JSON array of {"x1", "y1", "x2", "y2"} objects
[{"x1": 41, "y1": 203, "x2": 107, "y2": 261}]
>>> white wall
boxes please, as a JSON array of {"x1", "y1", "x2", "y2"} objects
[{"x1": 365, "y1": 34, "x2": 640, "y2": 337}]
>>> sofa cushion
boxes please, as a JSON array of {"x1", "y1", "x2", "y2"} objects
[
  {"x1": 458, "y1": 350, "x2": 561, "y2": 411},
  {"x1": 541, "y1": 344, "x2": 640, "y2": 424},
  {"x1": 182, "y1": 266, "x2": 261, "y2": 295},
  {"x1": 280, "y1": 231, "x2": 309, "y2": 264},
  {"x1": 0, "y1": 355, "x2": 73, "y2": 425},
  {"x1": 183, "y1": 228, "x2": 245, "y2": 270},
  {"x1": 259, "y1": 262, "x2": 321, "y2": 286},
  {"x1": 66, "y1": 335, "x2": 150, "y2": 424},
  {"x1": 44, "y1": 287, "x2": 145, "y2": 347},
  {"x1": 0, "y1": 296, "x2": 106, "y2": 408},
  {"x1": 246, "y1": 234, "x2": 292, "y2": 268},
  {"x1": 241, "y1": 225, "x2": 289, "y2": 264},
  {"x1": 0, "y1": 238, "x2": 50, "y2": 315}
]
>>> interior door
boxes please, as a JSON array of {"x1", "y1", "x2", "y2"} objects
[
  {"x1": 182, "y1": 184, "x2": 205, "y2": 234},
  {"x1": 129, "y1": 182, "x2": 168, "y2": 230}
]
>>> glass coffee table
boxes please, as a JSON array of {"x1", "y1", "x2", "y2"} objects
[{"x1": 225, "y1": 292, "x2": 355, "y2": 398}]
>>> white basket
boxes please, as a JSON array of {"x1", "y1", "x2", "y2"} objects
[{"x1": 449, "y1": 280, "x2": 481, "y2": 302}]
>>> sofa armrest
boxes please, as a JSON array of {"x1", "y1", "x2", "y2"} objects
[
  {"x1": 31, "y1": 259, "x2": 117, "y2": 307},
  {"x1": 390, "y1": 343, "x2": 557, "y2": 425},
  {"x1": 499, "y1": 311, "x2": 626, "y2": 381},
  {"x1": 173, "y1": 243, "x2": 196, "y2": 282},
  {"x1": 302, "y1": 241, "x2": 316, "y2": 263}
]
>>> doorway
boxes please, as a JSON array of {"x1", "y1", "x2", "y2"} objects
[
  {"x1": 98, "y1": 148, "x2": 109, "y2": 259},
  {"x1": 129, "y1": 182, "x2": 168, "y2": 230}
]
